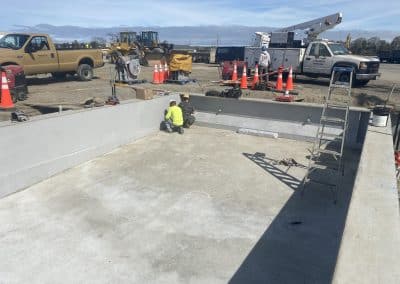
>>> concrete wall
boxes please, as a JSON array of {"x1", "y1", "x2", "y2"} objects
[
  {"x1": 191, "y1": 95, "x2": 370, "y2": 149},
  {"x1": 0, "y1": 95, "x2": 179, "y2": 198},
  {"x1": 333, "y1": 121, "x2": 400, "y2": 283}
]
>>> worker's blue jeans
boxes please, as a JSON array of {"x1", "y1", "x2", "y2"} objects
[{"x1": 164, "y1": 119, "x2": 183, "y2": 133}]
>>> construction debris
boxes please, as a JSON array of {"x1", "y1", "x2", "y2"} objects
[{"x1": 11, "y1": 110, "x2": 28, "y2": 122}]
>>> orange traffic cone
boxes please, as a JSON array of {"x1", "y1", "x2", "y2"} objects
[
  {"x1": 240, "y1": 64, "x2": 248, "y2": 89},
  {"x1": 252, "y1": 64, "x2": 259, "y2": 89},
  {"x1": 0, "y1": 71, "x2": 15, "y2": 110},
  {"x1": 152, "y1": 64, "x2": 160, "y2": 84},
  {"x1": 286, "y1": 65, "x2": 294, "y2": 91},
  {"x1": 164, "y1": 63, "x2": 169, "y2": 80},
  {"x1": 159, "y1": 63, "x2": 164, "y2": 84},
  {"x1": 231, "y1": 61, "x2": 238, "y2": 81},
  {"x1": 276, "y1": 67, "x2": 283, "y2": 91}
]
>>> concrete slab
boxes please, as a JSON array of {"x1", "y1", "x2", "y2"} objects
[{"x1": 0, "y1": 126, "x2": 359, "y2": 283}]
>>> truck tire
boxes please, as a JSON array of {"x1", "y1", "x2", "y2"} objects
[
  {"x1": 333, "y1": 66, "x2": 356, "y2": 87},
  {"x1": 77, "y1": 64, "x2": 93, "y2": 81}
]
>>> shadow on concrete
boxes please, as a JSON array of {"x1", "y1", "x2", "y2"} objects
[
  {"x1": 353, "y1": 93, "x2": 386, "y2": 108},
  {"x1": 243, "y1": 153, "x2": 305, "y2": 191},
  {"x1": 27, "y1": 76, "x2": 100, "y2": 86},
  {"x1": 26, "y1": 104, "x2": 73, "y2": 114},
  {"x1": 230, "y1": 149, "x2": 361, "y2": 284}
]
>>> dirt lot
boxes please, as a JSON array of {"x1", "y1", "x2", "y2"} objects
[{"x1": 2, "y1": 62, "x2": 400, "y2": 121}]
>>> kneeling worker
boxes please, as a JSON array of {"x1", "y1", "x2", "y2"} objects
[
  {"x1": 179, "y1": 93, "x2": 195, "y2": 128},
  {"x1": 165, "y1": 99, "x2": 184, "y2": 134}
]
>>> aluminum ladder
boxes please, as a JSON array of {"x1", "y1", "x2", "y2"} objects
[{"x1": 301, "y1": 67, "x2": 353, "y2": 202}]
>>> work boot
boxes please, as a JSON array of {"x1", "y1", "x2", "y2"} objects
[{"x1": 178, "y1": 127, "x2": 184, "y2": 134}]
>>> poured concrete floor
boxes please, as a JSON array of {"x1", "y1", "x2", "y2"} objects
[{"x1": 0, "y1": 126, "x2": 359, "y2": 283}]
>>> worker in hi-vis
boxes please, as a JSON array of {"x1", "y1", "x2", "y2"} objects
[
  {"x1": 164, "y1": 99, "x2": 184, "y2": 134},
  {"x1": 259, "y1": 45, "x2": 271, "y2": 83}
]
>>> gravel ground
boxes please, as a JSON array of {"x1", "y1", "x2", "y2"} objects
[{"x1": 1, "y1": 62, "x2": 400, "y2": 121}]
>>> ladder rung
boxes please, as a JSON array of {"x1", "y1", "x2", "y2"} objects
[
  {"x1": 315, "y1": 148, "x2": 341, "y2": 156},
  {"x1": 326, "y1": 104, "x2": 348, "y2": 110},
  {"x1": 306, "y1": 177, "x2": 337, "y2": 187},
  {"x1": 309, "y1": 162, "x2": 340, "y2": 171},
  {"x1": 325, "y1": 99, "x2": 349, "y2": 106},
  {"x1": 318, "y1": 138, "x2": 342, "y2": 145},
  {"x1": 321, "y1": 116, "x2": 345, "y2": 124},
  {"x1": 330, "y1": 83, "x2": 351, "y2": 89},
  {"x1": 317, "y1": 132, "x2": 343, "y2": 138}
]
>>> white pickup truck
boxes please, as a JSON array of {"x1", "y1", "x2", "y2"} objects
[{"x1": 268, "y1": 40, "x2": 380, "y2": 86}]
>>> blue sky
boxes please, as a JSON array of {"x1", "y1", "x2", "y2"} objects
[{"x1": 1, "y1": 0, "x2": 400, "y2": 31}]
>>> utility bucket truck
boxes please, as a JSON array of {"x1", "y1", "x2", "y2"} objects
[{"x1": 255, "y1": 13, "x2": 380, "y2": 86}]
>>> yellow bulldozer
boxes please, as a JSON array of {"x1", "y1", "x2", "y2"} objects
[
  {"x1": 108, "y1": 31, "x2": 174, "y2": 66},
  {"x1": 108, "y1": 31, "x2": 145, "y2": 64}
]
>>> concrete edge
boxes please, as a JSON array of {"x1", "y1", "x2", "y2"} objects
[{"x1": 332, "y1": 120, "x2": 400, "y2": 283}]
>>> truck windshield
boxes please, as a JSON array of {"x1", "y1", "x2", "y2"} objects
[
  {"x1": 0, "y1": 34, "x2": 30, "y2": 50},
  {"x1": 328, "y1": 43, "x2": 350, "y2": 55}
]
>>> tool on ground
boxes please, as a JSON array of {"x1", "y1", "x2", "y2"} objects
[
  {"x1": 205, "y1": 87, "x2": 242, "y2": 99},
  {"x1": 11, "y1": 109, "x2": 28, "y2": 122},
  {"x1": 84, "y1": 97, "x2": 105, "y2": 108},
  {"x1": 105, "y1": 95, "x2": 120, "y2": 105}
]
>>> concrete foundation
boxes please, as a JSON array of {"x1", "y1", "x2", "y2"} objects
[
  {"x1": 0, "y1": 95, "x2": 399, "y2": 283},
  {"x1": 0, "y1": 127, "x2": 359, "y2": 283}
]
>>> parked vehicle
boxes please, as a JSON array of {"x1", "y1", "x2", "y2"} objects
[
  {"x1": 268, "y1": 40, "x2": 380, "y2": 86},
  {"x1": 216, "y1": 46, "x2": 260, "y2": 68},
  {"x1": 254, "y1": 12, "x2": 380, "y2": 86},
  {"x1": 0, "y1": 33, "x2": 104, "y2": 80}
]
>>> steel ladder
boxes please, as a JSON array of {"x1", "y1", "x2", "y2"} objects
[{"x1": 301, "y1": 67, "x2": 353, "y2": 202}]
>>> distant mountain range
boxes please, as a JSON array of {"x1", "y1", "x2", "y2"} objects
[{"x1": 6, "y1": 24, "x2": 400, "y2": 45}]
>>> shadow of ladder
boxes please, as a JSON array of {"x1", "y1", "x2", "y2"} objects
[{"x1": 301, "y1": 67, "x2": 354, "y2": 203}]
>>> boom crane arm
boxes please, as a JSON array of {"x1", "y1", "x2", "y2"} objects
[{"x1": 277, "y1": 12, "x2": 342, "y2": 42}]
